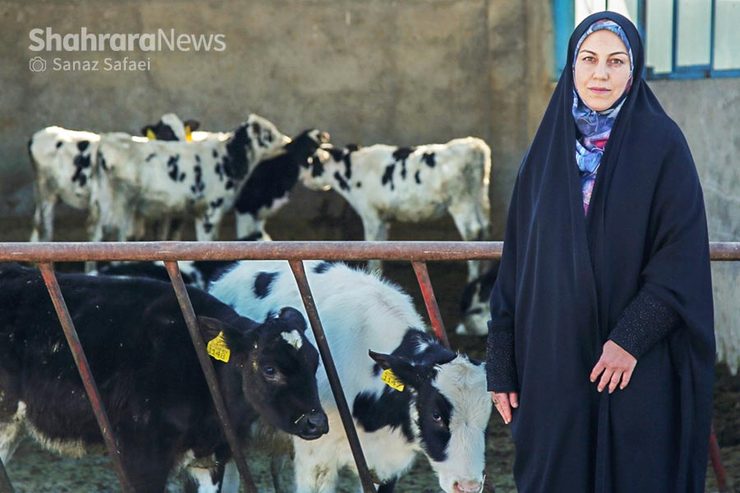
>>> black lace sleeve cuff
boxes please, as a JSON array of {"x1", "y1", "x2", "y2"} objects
[
  {"x1": 608, "y1": 289, "x2": 682, "y2": 359},
  {"x1": 486, "y1": 321, "x2": 518, "y2": 392}
]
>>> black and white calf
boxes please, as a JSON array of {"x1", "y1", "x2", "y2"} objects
[
  {"x1": 209, "y1": 260, "x2": 492, "y2": 493},
  {"x1": 302, "y1": 138, "x2": 493, "y2": 280},
  {"x1": 233, "y1": 129, "x2": 330, "y2": 239},
  {"x1": 28, "y1": 114, "x2": 190, "y2": 242},
  {"x1": 91, "y1": 114, "x2": 288, "y2": 242},
  {"x1": 455, "y1": 261, "x2": 499, "y2": 336},
  {"x1": 0, "y1": 263, "x2": 327, "y2": 492}
]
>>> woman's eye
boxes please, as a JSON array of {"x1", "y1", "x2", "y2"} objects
[
  {"x1": 610, "y1": 58, "x2": 624, "y2": 66},
  {"x1": 582, "y1": 56, "x2": 595, "y2": 63}
]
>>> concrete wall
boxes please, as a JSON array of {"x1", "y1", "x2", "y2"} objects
[
  {"x1": 0, "y1": 0, "x2": 553, "y2": 238},
  {"x1": 651, "y1": 78, "x2": 740, "y2": 372}
]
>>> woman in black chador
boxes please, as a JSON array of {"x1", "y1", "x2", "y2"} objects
[{"x1": 486, "y1": 11, "x2": 715, "y2": 493}]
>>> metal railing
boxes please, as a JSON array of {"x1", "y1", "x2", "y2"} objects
[{"x1": 0, "y1": 240, "x2": 737, "y2": 493}]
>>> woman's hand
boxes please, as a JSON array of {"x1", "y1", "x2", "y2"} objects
[
  {"x1": 590, "y1": 340, "x2": 637, "y2": 393},
  {"x1": 491, "y1": 391, "x2": 518, "y2": 424}
]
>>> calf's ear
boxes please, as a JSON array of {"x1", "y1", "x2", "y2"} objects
[
  {"x1": 197, "y1": 316, "x2": 251, "y2": 362},
  {"x1": 278, "y1": 306, "x2": 307, "y2": 332},
  {"x1": 184, "y1": 119, "x2": 201, "y2": 132},
  {"x1": 368, "y1": 350, "x2": 430, "y2": 390},
  {"x1": 197, "y1": 316, "x2": 246, "y2": 346}
]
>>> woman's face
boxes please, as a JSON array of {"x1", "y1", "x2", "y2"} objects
[{"x1": 574, "y1": 30, "x2": 631, "y2": 112}]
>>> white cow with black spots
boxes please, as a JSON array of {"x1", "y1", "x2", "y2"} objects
[
  {"x1": 28, "y1": 114, "x2": 192, "y2": 242},
  {"x1": 90, "y1": 114, "x2": 288, "y2": 243},
  {"x1": 209, "y1": 260, "x2": 492, "y2": 493},
  {"x1": 302, "y1": 137, "x2": 492, "y2": 280}
]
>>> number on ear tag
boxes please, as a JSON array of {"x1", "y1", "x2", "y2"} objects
[
  {"x1": 381, "y1": 369, "x2": 405, "y2": 392},
  {"x1": 206, "y1": 331, "x2": 231, "y2": 363}
]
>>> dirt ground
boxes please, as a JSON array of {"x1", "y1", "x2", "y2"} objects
[{"x1": 0, "y1": 210, "x2": 738, "y2": 492}]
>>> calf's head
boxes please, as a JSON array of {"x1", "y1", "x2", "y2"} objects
[
  {"x1": 456, "y1": 261, "x2": 499, "y2": 336},
  {"x1": 225, "y1": 114, "x2": 288, "y2": 180},
  {"x1": 141, "y1": 113, "x2": 200, "y2": 142},
  {"x1": 370, "y1": 345, "x2": 491, "y2": 493},
  {"x1": 199, "y1": 306, "x2": 328, "y2": 440}
]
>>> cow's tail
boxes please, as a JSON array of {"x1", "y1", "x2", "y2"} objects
[{"x1": 27, "y1": 137, "x2": 38, "y2": 174}]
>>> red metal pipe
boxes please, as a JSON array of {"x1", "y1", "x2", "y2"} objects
[
  {"x1": 37, "y1": 263, "x2": 135, "y2": 493},
  {"x1": 708, "y1": 424, "x2": 729, "y2": 493},
  {"x1": 0, "y1": 241, "x2": 502, "y2": 262},
  {"x1": 412, "y1": 261, "x2": 451, "y2": 349},
  {"x1": 1, "y1": 241, "x2": 736, "y2": 262},
  {"x1": 288, "y1": 260, "x2": 377, "y2": 493},
  {"x1": 163, "y1": 261, "x2": 258, "y2": 493}
]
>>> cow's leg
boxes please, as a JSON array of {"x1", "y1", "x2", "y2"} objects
[
  {"x1": 219, "y1": 461, "x2": 239, "y2": 493},
  {"x1": 293, "y1": 439, "x2": 340, "y2": 493},
  {"x1": 128, "y1": 213, "x2": 147, "y2": 241},
  {"x1": 121, "y1": 433, "x2": 176, "y2": 493},
  {"x1": 235, "y1": 212, "x2": 262, "y2": 240},
  {"x1": 184, "y1": 461, "x2": 225, "y2": 493},
  {"x1": 196, "y1": 203, "x2": 225, "y2": 242},
  {"x1": 30, "y1": 196, "x2": 56, "y2": 242},
  {"x1": 270, "y1": 453, "x2": 291, "y2": 493},
  {"x1": 448, "y1": 201, "x2": 490, "y2": 281},
  {"x1": 361, "y1": 214, "x2": 388, "y2": 273},
  {"x1": 0, "y1": 400, "x2": 26, "y2": 464}
]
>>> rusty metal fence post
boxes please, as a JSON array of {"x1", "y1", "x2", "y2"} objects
[
  {"x1": 164, "y1": 261, "x2": 258, "y2": 493},
  {"x1": 289, "y1": 260, "x2": 377, "y2": 493},
  {"x1": 37, "y1": 263, "x2": 135, "y2": 493},
  {"x1": 412, "y1": 261, "x2": 451, "y2": 349}
]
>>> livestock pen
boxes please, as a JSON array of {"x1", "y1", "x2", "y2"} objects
[{"x1": 0, "y1": 241, "x2": 738, "y2": 493}]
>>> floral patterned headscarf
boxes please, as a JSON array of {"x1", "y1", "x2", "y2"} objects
[{"x1": 572, "y1": 19, "x2": 633, "y2": 214}]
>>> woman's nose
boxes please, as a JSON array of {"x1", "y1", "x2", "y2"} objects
[{"x1": 593, "y1": 63, "x2": 609, "y2": 79}]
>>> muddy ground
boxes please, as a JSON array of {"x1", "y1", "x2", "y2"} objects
[{"x1": 0, "y1": 208, "x2": 738, "y2": 492}]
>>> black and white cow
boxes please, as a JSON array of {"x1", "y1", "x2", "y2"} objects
[
  {"x1": 209, "y1": 260, "x2": 492, "y2": 493},
  {"x1": 90, "y1": 114, "x2": 288, "y2": 242},
  {"x1": 28, "y1": 114, "x2": 190, "y2": 242},
  {"x1": 455, "y1": 261, "x2": 499, "y2": 336},
  {"x1": 302, "y1": 138, "x2": 493, "y2": 280},
  {"x1": 233, "y1": 129, "x2": 330, "y2": 239},
  {"x1": 0, "y1": 263, "x2": 327, "y2": 492}
]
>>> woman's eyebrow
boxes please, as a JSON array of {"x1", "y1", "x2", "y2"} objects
[{"x1": 609, "y1": 51, "x2": 629, "y2": 57}]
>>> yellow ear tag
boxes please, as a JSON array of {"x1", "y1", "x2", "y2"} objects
[
  {"x1": 146, "y1": 129, "x2": 156, "y2": 140},
  {"x1": 206, "y1": 331, "x2": 231, "y2": 363},
  {"x1": 381, "y1": 369, "x2": 405, "y2": 392},
  {"x1": 185, "y1": 127, "x2": 193, "y2": 142}
]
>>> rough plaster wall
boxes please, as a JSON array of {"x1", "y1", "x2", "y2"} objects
[{"x1": 651, "y1": 78, "x2": 740, "y2": 373}]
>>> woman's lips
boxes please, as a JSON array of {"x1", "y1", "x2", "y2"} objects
[{"x1": 589, "y1": 87, "x2": 611, "y2": 93}]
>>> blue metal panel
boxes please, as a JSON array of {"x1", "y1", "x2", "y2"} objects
[{"x1": 552, "y1": 0, "x2": 574, "y2": 78}]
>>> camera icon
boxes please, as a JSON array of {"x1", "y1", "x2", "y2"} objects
[{"x1": 29, "y1": 56, "x2": 47, "y2": 73}]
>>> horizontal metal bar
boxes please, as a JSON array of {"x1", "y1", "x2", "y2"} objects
[
  {"x1": 0, "y1": 241, "x2": 501, "y2": 262},
  {"x1": 0, "y1": 241, "x2": 738, "y2": 262}
]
